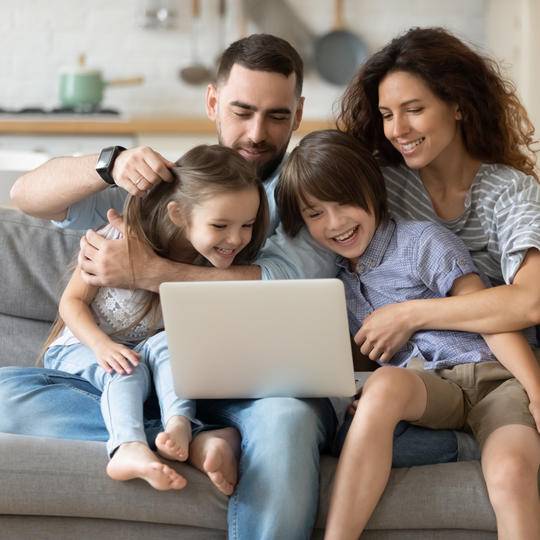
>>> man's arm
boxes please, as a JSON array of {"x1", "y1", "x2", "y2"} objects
[
  {"x1": 10, "y1": 146, "x2": 175, "y2": 222},
  {"x1": 11, "y1": 154, "x2": 103, "y2": 221},
  {"x1": 78, "y1": 210, "x2": 261, "y2": 291}
]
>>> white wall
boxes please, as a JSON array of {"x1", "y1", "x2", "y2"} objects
[{"x1": 1, "y1": 0, "x2": 492, "y2": 120}]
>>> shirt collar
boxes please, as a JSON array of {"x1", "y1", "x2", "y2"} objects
[{"x1": 336, "y1": 218, "x2": 396, "y2": 272}]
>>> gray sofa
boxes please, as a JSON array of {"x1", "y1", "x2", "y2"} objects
[{"x1": 0, "y1": 206, "x2": 497, "y2": 539}]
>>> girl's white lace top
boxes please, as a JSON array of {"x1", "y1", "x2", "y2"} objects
[{"x1": 49, "y1": 224, "x2": 162, "y2": 348}]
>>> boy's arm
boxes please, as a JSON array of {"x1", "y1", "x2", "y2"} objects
[
  {"x1": 59, "y1": 267, "x2": 140, "y2": 374},
  {"x1": 451, "y1": 274, "x2": 540, "y2": 431}
]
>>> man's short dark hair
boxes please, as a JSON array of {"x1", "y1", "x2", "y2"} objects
[{"x1": 217, "y1": 34, "x2": 303, "y2": 97}]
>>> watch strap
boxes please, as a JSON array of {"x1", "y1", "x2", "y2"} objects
[{"x1": 96, "y1": 145, "x2": 126, "y2": 185}]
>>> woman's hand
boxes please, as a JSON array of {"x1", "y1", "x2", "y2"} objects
[
  {"x1": 354, "y1": 302, "x2": 418, "y2": 362},
  {"x1": 93, "y1": 338, "x2": 140, "y2": 375},
  {"x1": 529, "y1": 400, "x2": 540, "y2": 433}
]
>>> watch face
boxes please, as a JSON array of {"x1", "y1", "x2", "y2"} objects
[{"x1": 96, "y1": 147, "x2": 115, "y2": 170}]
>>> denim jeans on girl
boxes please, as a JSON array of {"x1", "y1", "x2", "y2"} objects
[{"x1": 42, "y1": 331, "x2": 199, "y2": 456}]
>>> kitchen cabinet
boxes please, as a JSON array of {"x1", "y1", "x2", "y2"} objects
[
  {"x1": 0, "y1": 134, "x2": 136, "y2": 157},
  {"x1": 0, "y1": 116, "x2": 333, "y2": 159}
]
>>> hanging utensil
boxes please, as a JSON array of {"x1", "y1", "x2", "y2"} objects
[
  {"x1": 180, "y1": 0, "x2": 213, "y2": 85},
  {"x1": 243, "y1": 0, "x2": 315, "y2": 67},
  {"x1": 314, "y1": 0, "x2": 368, "y2": 86}
]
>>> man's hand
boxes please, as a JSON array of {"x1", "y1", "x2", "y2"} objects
[
  {"x1": 112, "y1": 146, "x2": 175, "y2": 196},
  {"x1": 354, "y1": 302, "x2": 417, "y2": 363},
  {"x1": 79, "y1": 209, "x2": 158, "y2": 289},
  {"x1": 93, "y1": 337, "x2": 140, "y2": 375}
]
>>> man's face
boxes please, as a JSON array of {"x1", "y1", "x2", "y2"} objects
[{"x1": 206, "y1": 64, "x2": 304, "y2": 180}]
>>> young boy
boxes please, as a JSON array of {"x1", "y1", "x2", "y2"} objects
[{"x1": 276, "y1": 129, "x2": 540, "y2": 540}]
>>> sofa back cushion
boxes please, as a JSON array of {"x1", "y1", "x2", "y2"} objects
[{"x1": 0, "y1": 207, "x2": 82, "y2": 366}]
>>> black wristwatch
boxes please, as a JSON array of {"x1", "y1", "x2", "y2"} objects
[{"x1": 96, "y1": 146, "x2": 126, "y2": 185}]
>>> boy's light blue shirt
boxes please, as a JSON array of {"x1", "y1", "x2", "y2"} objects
[
  {"x1": 53, "y1": 162, "x2": 338, "y2": 281},
  {"x1": 337, "y1": 217, "x2": 496, "y2": 370}
]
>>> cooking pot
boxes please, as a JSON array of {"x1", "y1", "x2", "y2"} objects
[
  {"x1": 314, "y1": 0, "x2": 368, "y2": 86},
  {"x1": 59, "y1": 56, "x2": 144, "y2": 110}
]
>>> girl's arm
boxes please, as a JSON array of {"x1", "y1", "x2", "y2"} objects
[
  {"x1": 59, "y1": 267, "x2": 140, "y2": 374},
  {"x1": 356, "y1": 249, "x2": 540, "y2": 360}
]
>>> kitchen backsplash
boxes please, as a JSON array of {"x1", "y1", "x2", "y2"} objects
[{"x1": 0, "y1": 0, "x2": 524, "y2": 120}]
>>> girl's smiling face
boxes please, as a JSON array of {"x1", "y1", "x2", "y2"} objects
[
  {"x1": 378, "y1": 70, "x2": 463, "y2": 170},
  {"x1": 168, "y1": 186, "x2": 260, "y2": 269},
  {"x1": 300, "y1": 193, "x2": 377, "y2": 267}
]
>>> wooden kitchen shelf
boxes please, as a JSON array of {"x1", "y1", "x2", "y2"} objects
[{"x1": 0, "y1": 116, "x2": 335, "y2": 135}]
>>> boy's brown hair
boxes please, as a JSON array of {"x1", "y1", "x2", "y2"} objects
[{"x1": 276, "y1": 129, "x2": 388, "y2": 237}]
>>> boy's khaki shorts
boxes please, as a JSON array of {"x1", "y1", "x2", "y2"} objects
[{"x1": 408, "y1": 348, "x2": 540, "y2": 449}]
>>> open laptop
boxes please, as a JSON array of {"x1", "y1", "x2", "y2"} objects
[{"x1": 159, "y1": 279, "x2": 356, "y2": 399}]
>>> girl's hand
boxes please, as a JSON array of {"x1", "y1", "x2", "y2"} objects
[
  {"x1": 93, "y1": 339, "x2": 140, "y2": 375},
  {"x1": 529, "y1": 400, "x2": 540, "y2": 433},
  {"x1": 355, "y1": 302, "x2": 417, "y2": 363}
]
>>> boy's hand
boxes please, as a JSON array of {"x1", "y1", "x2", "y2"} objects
[
  {"x1": 93, "y1": 339, "x2": 140, "y2": 375},
  {"x1": 529, "y1": 400, "x2": 540, "y2": 433}
]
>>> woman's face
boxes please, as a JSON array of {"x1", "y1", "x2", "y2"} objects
[{"x1": 378, "y1": 70, "x2": 462, "y2": 170}]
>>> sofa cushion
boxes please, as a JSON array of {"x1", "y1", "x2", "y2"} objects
[
  {"x1": 0, "y1": 434, "x2": 496, "y2": 535},
  {"x1": 0, "y1": 207, "x2": 82, "y2": 323},
  {"x1": 0, "y1": 208, "x2": 82, "y2": 365}
]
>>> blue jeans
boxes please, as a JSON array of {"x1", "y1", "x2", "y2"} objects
[
  {"x1": 0, "y1": 365, "x2": 468, "y2": 539},
  {"x1": 43, "y1": 331, "x2": 198, "y2": 456},
  {"x1": 0, "y1": 365, "x2": 335, "y2": 540},
  {"x1": 333, "y1": 414, "x2": 461, "y2": 467}
]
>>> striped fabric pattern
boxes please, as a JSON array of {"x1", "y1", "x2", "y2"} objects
[{"x1": 383, "y1": 163, "x2": 540, "y2": 285}]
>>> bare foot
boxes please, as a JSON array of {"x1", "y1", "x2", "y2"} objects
[
  {"x1": 107, "y1": 441, "x2": 187, "y2": 491},
  {"x1": 156, "y1": 415, "x2": 192, "y2": 462},
  {"x1": 189, "y1": 427, "x2": 240, "y2": 496}
]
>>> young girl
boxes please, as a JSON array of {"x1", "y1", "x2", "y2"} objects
[
  {"x1": 41, "y1": 144, "x2": 268, "y2": 492},
  {"x1": 277, "y1": 129, "x2": 540, "y2": 539}
]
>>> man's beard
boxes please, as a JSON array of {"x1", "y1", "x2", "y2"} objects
[
  {"x1": 217, "y1": 128, "x2": 289, "y2": 181},
  {"x1": 255, "y1": 147, "x2": 287, "y2": 181}
]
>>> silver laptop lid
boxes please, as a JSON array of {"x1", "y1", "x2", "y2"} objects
[{"x1": 160, "y1": 279, "x2": 355, "y2": 399}]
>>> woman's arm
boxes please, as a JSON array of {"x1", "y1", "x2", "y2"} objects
[
  {"x1": 356, "y1": 248, "x2": 540, "y2": 361},
  {"x1": 409, "y1": 248, "x2": 540, "y2": 332},
  {"x1": 59, "y1": 267, "x2": 140, "y2": 374}
]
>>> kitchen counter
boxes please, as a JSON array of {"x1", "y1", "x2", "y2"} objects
[{"x1": 0, "y1": 116, "x2": 334, "y2": 135}]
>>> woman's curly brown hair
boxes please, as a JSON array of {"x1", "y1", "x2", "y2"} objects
[{"x1": 337, "y1": 27, "x2": 538, "y2": 179}]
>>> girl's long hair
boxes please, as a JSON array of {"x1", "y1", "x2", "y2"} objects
[
  {"x1": 38, "y1": 144, "x2": 269, "y2": 363},
  {"x1": 337, "y1": 26, "x2": 538, "y2": 179}
]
